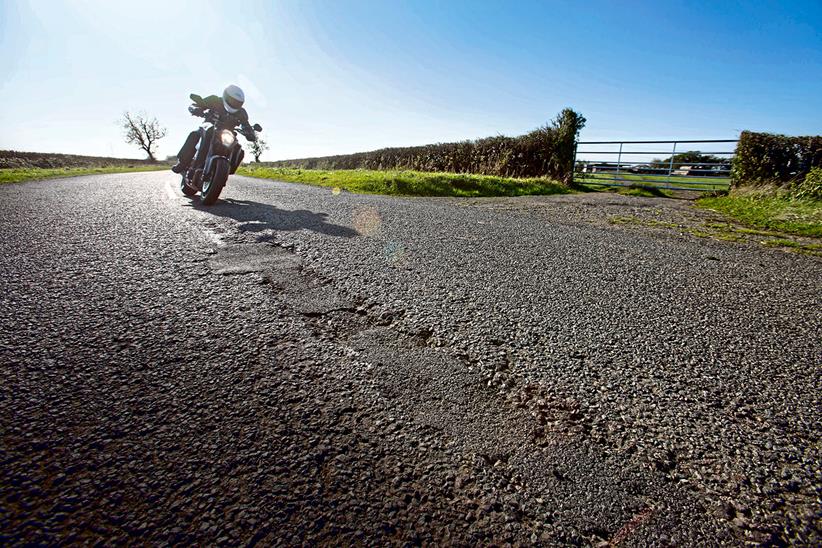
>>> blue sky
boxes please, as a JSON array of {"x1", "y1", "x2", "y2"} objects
[{"x1": 1, "y1": 0, "x2": 820, "y2": 161}]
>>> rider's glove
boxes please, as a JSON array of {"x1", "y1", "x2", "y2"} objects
[{"x1": 188, "y1": 105, "x2": 204, "y2": 116}]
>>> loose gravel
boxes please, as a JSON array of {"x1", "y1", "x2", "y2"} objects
[{"x1": 1, "y1": 172, "x2": 819, "y2": 545}]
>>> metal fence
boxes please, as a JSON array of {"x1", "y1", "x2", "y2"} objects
[{"x1": 572, "y1": 139, "x2": 737, "y2": 191}]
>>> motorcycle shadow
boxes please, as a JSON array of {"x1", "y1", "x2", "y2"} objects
[{"x1": 189, "y1": 198, "x2": 359, "y2": 238}]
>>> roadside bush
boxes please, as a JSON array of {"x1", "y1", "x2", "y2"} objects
[
  {"x1": 268, "y1": 108, "x2": 585, "y2": 183},
  {"x1": 732, "y1": 131, "x2": 822, "y2": 188},
  {"x1": 793, "y1": 167, "x2": 822, "y2": 200}
]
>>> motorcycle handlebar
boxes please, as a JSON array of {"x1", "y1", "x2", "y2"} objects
[{"x1": 188, "y1": 106, "x2": 260, "y2": 136}]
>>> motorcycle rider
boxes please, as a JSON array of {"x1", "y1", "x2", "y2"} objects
[{"x1": 171, "y1": 84, "x2": 257, "y2": 176}]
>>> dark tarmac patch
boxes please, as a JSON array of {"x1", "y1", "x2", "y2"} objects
[
  {"x1": 208, "y1": 242, "x2": 301, "y2": 276},
  {"x1": 209, "y1": 242, "x2": 361, "y2": 325}
]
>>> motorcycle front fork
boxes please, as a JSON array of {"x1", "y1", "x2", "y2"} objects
[{"x1": 186, "y1": 168, "x2": 204, "y2": 190}]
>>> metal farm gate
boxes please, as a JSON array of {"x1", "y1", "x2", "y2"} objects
[{"x1": 572, "y1": 139, "x2": 737, "y2": 191}]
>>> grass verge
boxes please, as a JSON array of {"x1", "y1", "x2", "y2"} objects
[
  {"x1": 0, "y1": 165, "x2": 169, "y2": 185},
  {"x1": 580, "y1": 183, "x2": 673, "y2": 198},
  {"x1": 609, "y1": 215, "x2": 822, "y2": 256},
  {"x1": 696, "y1": 191, "x2": 822, "y2": 238},
  {"x1": 237, "y1": 167, "x2": 572, "y2": 198}
]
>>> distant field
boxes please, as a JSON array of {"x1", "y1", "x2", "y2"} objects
[
  {"x1": 0, "y1": 166, "x2": 168, "y2": 185},
  {"x1": 238, "y1": 166, "x2": 572, "y2": 197},
  {"x1": 0, "y1": 150, "x2": 169, "y2": 184},
  {"x1": 575, "y1": 172, "x2": 731, "y2": 191},
  {"x1": 1, "y1": 150, "x2": 164, "y2": 169}
]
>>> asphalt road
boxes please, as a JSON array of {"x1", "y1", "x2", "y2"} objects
[{"x1": 1, "y1": 172, "x2": 820, "y2": 545}]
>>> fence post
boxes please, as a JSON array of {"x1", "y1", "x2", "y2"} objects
[
  {"x1": 572, "y1": 140, "x2": 578, "y2": 185},
  {"x1": 616, "y1": 142, "x2": 623, "y2": 184},
  {"x1": 666, "y1": 141, "x2": 677, "y2": 188}
]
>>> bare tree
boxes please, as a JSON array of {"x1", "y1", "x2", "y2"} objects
[
  {"x1": 247, "y1": 136, "x2": 269, "y2": 162},
  {"x1": 121, "y1": 111, "x2": 167, "y2": 161}
]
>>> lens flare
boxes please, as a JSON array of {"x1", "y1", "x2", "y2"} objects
[
  {"x1": 383, "y1": 241, "x2": 407, "y2": 266},
  {"x1": 353, "y1": 206, "x2": 382, "y2": 237}
]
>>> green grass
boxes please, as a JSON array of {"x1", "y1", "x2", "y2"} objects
[
  {"x1": 0, "y1": 165, "x2": 168, "y2": 185},
  {"x1": 576, "y1": 172, "x2": 730, "y2": 191},
  {"x1": 697, "y1": 193, "x2": 822, "y2": 238},
  {"x1": 237, "y1": 167, "x2": 573, "y2": 198},
  {"x1": 609, "y1": 214, "x2": 822, "y2": 256},
  {"x1": 608, "y1": 216, "x2": 680, "y2": 229},
  {"x1": 582, "y1": 183, "x2": 673, "y2": 198}
]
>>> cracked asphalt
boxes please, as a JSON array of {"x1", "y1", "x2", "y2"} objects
[{"x1": 1, "y1": 172, "x2": 820, "y2": 545}]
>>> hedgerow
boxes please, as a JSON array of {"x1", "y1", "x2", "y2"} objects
[
  {"x1": 266, "y1": 108, "x2": 585, "y2": 183},
  {"x1": 732, "y1": 131, "x2": 822, "y2": 188},
  {"x1": 793, "y1": 167, "x2": 822, "y2": 200}
]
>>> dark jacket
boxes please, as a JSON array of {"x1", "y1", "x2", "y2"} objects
[{"x1": 192, "y1": 94, "x2": 255, "y2": 139}]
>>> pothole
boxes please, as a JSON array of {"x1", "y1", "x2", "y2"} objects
[
  {"x1": 208, "y1": 243, "x2": 301, "y2": 275},
  {"x1": 209, "y1": 242, "x2": 361, "y2": 325}
]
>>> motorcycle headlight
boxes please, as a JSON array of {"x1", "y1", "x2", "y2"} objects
[{"x1": 220, "y1": 130, "x2": 236, "y2": 147}]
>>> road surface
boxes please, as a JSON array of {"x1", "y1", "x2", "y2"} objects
[{"x1": 1, "y1": 172, "x2": 820, "y2": 545}]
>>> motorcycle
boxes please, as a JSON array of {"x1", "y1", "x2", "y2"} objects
[{"x1": 180, "y1": 93, "x2": 262, "y2": 205}]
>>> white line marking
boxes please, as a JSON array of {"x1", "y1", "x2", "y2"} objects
[{"x1": 165, "y1": 180, "x2": 177, "y2": 201}]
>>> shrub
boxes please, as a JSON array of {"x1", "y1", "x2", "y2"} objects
[
  {"x1": 793, "y1": 167, "x2": 822, "y2": 200},
  {"x1": 267, "y1": 108, "x2": 585, "y2": 183},
  {"x1": 732, "y1": 131, "x2": 822, "y2": 188}
]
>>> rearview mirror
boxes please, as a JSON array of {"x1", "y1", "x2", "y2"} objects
[
  {"x1": 189, "y1": 93, "x2": 203, "y2": 103},
  {"x1": 253, "y1": 124, "x2": 262, "y2": 132}
]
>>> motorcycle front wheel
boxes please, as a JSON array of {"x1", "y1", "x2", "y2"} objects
[{"x1": 200, "y1": 159, "x2": 229, "y2": 206}]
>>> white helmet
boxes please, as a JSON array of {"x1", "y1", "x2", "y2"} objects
[{"x1": 222, "y1": 84, "x2": 245, "y2": 113}]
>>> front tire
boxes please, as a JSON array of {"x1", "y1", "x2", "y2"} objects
[{"x1": 201, "y1": 159, "x2": 229, "y2": 205}]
